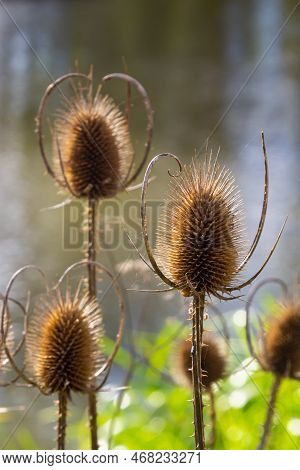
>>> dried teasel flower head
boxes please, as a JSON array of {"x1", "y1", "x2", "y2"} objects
[
  {"x1": 2, "y1": 262, "x2": 124, "y2": 394},
  {"x1": 156, "y1": 158, "x2": 245, "y2": 298},
  {"x1": 262, "y1": 301, "x2": 300, "y2": 377},
  {"x1": 54, "y1": 88, "x2": 133, "y2": 198},
  {"x1": 141, "y1": 138, "x2": 285, "y2": 301},
  {"x1": 26, "y1": 291, "x2": 104, "y2": 395},
  {"x1": 246, "y1": 279, "x2": 300, "y2": 380},
  {"x1": 172, "y1": 332, "x2": 227, "y2": 389},
  {"x1": 140, "y1": 139, "x2": 285, "y2": 452},
  {"x1": 246, "y1": 281, "x2": 300, "y2": 451},
  {"x1": 37, "y1": 71, "x2": 153, "y2": 199}
]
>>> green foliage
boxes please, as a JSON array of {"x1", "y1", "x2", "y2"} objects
[
  {"x1": 71, "y1": 314, "x2": 300, "y2": 450},
  {"x1": 2, "y1": 307, "x2": 300, "y2": 450}
]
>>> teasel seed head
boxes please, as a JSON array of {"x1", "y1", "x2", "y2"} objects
[
  {"x1": 173, "y1": 332, "x2": 227, "y2": 389},
  {"x1": 54, "y1": 88, "x2": 133, "y2": 199},
  {"x1": 262, "y1": 301, "x2": 300, "y2": 378},
  {"x1": 26, "y1": 292, "x2": 104, "y2": 394},
  {"x1": 156, "y1": 160, "x2": 245, "y2": 297}
]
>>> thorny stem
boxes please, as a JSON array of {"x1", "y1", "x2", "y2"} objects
[
  {"x1": 87, "y1": 198, "x2": 97, "y2": 297},
  {"x1": 88, "y1": 392, "x2": 98, "y2": 450},
  {"x1": 257, "y1": 373, "x2": 282, "y2": 450},
  {"x1": 191, "y1": 293, "x2": 206, "y2": 450},
  {"x1": 208, "y1": 386, "x2": 216, "y2": 449},
  {"x1": 87, "y1": 197, "x2": 98, "y2": 450},
  {"x1": 57, "y1": 390, "x2": 67, "y2": 450}
]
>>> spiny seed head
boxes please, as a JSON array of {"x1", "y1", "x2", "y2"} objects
[
  {"x1": 262, "y1": 301, "x2": 300, "y2": 377},
  {"x1": 54, "y1": 86, "x2": 133, "y2": 199},
  {"x1": 156, "y1": 159, "x2": 245, "y2": 297},
  {"x1": 26, "y1": 293, "x2": 104, "y2": 394},
  {"x1": 173, "y1": 332, "x2": 227, "y2": 389}
]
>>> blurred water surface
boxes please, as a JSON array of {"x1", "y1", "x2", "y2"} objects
[{"x1": 0, "y1": 0, "x2": 300, "y2": 448}]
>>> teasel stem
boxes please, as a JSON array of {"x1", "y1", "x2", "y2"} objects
[
  {"x1": 88, "y1": 392, "x2": 98, "y2": 450},
  {"x1": 57, "y1": 390, "x2": 67, "y2": 450},
  {"x1": 87, "y1": 197, "x2": 97, "y2": 297},
  {"x1": 257, "y1": 373, "x2": 282, "y2": 450},
  {"x1": 207, "y1": 386, "x2": 216, "y2": 449},
  {"x1": 87, "y1": 196, "x2": 98, "y2": 450},
  {"x1": 191, "y1": 293, "x2": 206, "y2": 450}
]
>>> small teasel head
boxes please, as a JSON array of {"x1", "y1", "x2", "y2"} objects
[
  {"x1": 156, "y1": 159, "x2": 245, "y2": 298},
  {"x1": 172, "y1": 332, "x2": 227, "y2": 389},
  {"x1": 262, "y1": 301, "x2": 300, "y2": 378},
  {"x1": 26, "y1": 291, "x2": 104, "y2": 395},
  {"x1": 246, "y1": 279, "x2": 300, "y2": 380},
  {"x1": 37, "y1": 70, "x2": 153, "y2": 200}
]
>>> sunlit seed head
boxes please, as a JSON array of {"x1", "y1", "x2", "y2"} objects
[
  {"x1": 54, "y1": 86, "x2": 133, "y2": 199},
  {"x1": 156, "y1": 159, "x2": 245, "y2": 297},
  {"x1": 26, "y1": 292, "x2": 104, "y2": 394},
  {"x1": 263, "y1": 301, "x2": 300, "y2": 377},
  {"x1": 172, "y1": 332, "x2": 227, "y2": 389}
]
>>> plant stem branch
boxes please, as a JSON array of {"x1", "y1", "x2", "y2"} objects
[
  {"x1": 257, "y1": 373, "x2": 282, "y2": 450},
  {"x1": 88, "y1": 392, "x2": 98, "y2": 450},
  {"x1": 208, "y1": 386, "x2": 216, "y2": 449},
  {"x1": 87, "y1": 198, "x2": 97, "y2": 297},
  {"x1": 191, "y1": 292, "x2": 206, "y2": 450},
  {"x1": 57, "y1": 390, "x2": 67, "y2": 450},
  {"x1": 87, "y1": 197, "x2": 98, "y2": 450}
]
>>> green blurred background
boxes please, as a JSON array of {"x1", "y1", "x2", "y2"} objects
[{"x1": 0, "y1": 0, "x2": 300, "y2": 449}]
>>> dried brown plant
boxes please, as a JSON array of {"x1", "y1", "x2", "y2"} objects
[
  {"x1": 246, "y1": 278, "x2": 300, "y2": 449},
  {"x1": 0, "y1": 261, "x2": 124, "y2": 450},
  {"x1": 36, "y1": 67, "x2": 153, "y2": 449},
  {"x1": 140, "y1": 133, "x2": 285, "y2": 449}
]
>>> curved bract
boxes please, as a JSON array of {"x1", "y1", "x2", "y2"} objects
[
  {"x1": 246, "y1": 278, "x2": 288, "y2": 368},
  {"x1": 37, "y1": 73, "x2": 91, "y2": 180},
  {"x1": 235, "y1": 133, "x2": 269, "y2": 273},
  {"x1": 103, "y1": 73, "x2": 154, "y2": 188},
  {"x1": 141, "y1": 152, "x2": 182, "y2": 289},
  {"x1": 0, "y1": 266, "x2": 49, "y2": 387}
]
